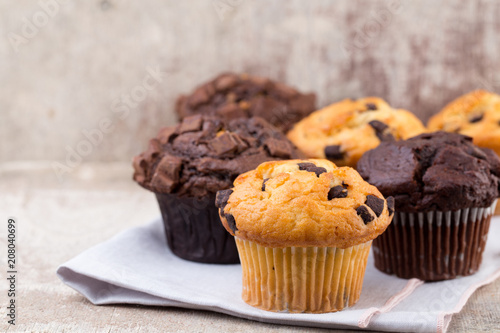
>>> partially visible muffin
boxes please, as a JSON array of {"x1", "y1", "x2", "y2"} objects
[
  {"x1": 133, "y1": 115, "x2": 303, "y2": 264},
  {"x1": 217, "y1": 159, "x2": 393, "y2": 312},
  {"x1": 428, "y1": 89, "x2": 500, "y2": 157},
  {"x1": 287, "y1": 97, "x2": 426, "y2": 168},
  {"x1": 358, "y1": 131, "x2": 500, "y2": 280},
  {"x1": 175, "y1": 73, "x2": 316, "y2": 132}
]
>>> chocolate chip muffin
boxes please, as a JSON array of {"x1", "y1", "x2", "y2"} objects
[
  {"x1": 287, "y1": 97, "x2": 426, "y2": 168},
  {"x1": 428, "y1": 90, "x2": 500, "y2": 157},
  {"x1": 175, "y1": 73, "x2": 316, "y2": 132},
  {"x1": 358, "y1": 131, "x2": 500, "y2": 281},
  {"x1": 216, "y1": 159, "x2": 393, "y2": 312},
  {"x1": 133, "y1": 115, "x2": 303, "y2": 264}
]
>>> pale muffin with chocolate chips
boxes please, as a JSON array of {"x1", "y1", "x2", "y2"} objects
[
  {"x1": 216, "y1": 159, "x2": 393, "y2": 313},
  {"x1": 287, "y1": 97, "x2": 426, "y2": 168},
  {"x1": 428, "y1": 90, "x2": 500, "y2": 157}
]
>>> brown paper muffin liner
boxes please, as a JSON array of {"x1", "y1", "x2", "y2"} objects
[
  {"x1": 373, "y1": 200, "x2": 497, "y2": 281},
  {"x1": 156, "y1": 193, "x2": 239, "y2": 264},
  {"x1": 235, "y1": 238, "x2": 372, "y2": 313}
]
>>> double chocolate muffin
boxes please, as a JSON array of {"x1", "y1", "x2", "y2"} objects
[
  {"x1": 358, "y1": 131, "x2": 500, "y2": 280},
  {"x1": 175, "y1": 73, "x2": 316, "y2": 132},
  {"x1": 133, "y1": 115, "x2": 303, "y2": 263}
]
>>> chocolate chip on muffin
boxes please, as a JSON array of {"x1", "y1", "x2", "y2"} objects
[
  {"x1": 356, "y1": 206, "x2": 374, "y2": 224},
  {"x1": 178, "y1": 115, "x2": 203, "y2": 133},
  {"x1": 225, "y1": 213, "x2": 237, "y2": 233},
  {"x1": 386, "y1": 196, "x2": 395, "y2": 216},
  {"x1": 297, "y1": 162, "x2": 327, "y2": 177},
  {"x1": 328, "y1": 185, "x2": 348, "y2": 199},
  {"x1": 368, "y1": 120, "x2": 395, "y2": 142},
  {"x1": 261, "y1": 178, "x2": 269, "y2": 191},
  {"x1": 365, "y1": 195, "x2": 385, "y2": 217},
  {"x1": 324, "y1": 145, "x2": 344, "y2": 161},
  {"x1": 265, "y1": 138, "x2": 294, "y2": 158},
  {"x1": 215, "y1": 189, "x2": 233, "y2": 216},
  {"x1": 209, "y1": 132, "x2": 247, "y2": 155},
  {"x1": 469, "y1": 114, "x2": 484, "y2": 123},
  {"x1": 157, "y1": 126, "x2": 178, "y2": 144}
]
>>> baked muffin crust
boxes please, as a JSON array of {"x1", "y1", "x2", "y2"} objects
[
  {"x1": 217, "y1": 159, "x2": 393, "y2": 248},
  {"x1": 287, "y1": 97, "x2": 425, "y2": 167},
  {"x1": 428, "y1": 90, "x2": 500, "y2": 156}
]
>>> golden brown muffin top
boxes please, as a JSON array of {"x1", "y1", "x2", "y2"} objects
[
  {"x1": 428, "y1": 90, "x2": 500, "y2": 157},
  {"x1": 216, "y1": 159, "x2": 394, "y2": 248},
  {"x1": 287, "y1": 97, "x2": 425, "y2": 168}
]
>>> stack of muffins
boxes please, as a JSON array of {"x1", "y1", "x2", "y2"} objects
[{"x1": 133, "y1": 73, "x2": 500, "y2": 313}]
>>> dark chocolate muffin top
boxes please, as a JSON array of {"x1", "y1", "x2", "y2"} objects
[
  {"x1": 133, "y1": 115, "x2": 304, "y2": 198},
  {"x1": 175, "y1": 73, "x2": 316, "y2": 132},
  {"x1": 357, "y1": 131, "x2": 500, "y2": 212}
]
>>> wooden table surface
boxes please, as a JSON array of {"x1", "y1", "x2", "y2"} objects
[{"x1": 1, "y1": 162, "x2": 499, "y2": 333}]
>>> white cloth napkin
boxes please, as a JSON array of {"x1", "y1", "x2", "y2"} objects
[{"x1": 57, "y1": 217, "x2": 500, "y2": 333}]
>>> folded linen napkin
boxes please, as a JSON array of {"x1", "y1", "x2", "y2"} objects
[{"x1": 57, "y1": 217, "x2": 500, "y2": 332}]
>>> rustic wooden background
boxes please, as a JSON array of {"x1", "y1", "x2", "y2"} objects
[{"x1": 2, "y1": 0, "x2": 500, "y2": 164}]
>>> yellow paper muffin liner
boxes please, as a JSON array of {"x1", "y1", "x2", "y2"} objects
[{"x1": 235, "y1": 238, "x2": 372, "y2": 313}]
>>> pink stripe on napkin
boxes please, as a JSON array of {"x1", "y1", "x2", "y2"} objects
[
  {"x1": 358, "y1": 278, "x2": 424, "y2": 328},
  {"x1": 437, "y1": 267, "x2": 500, "y2": 333}
]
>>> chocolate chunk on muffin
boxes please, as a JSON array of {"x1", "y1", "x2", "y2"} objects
[
  {"x1": 357, "y1": 131, "x2": 500, "y2": 281},
  {"x1": 287, "y1": 97, "x2": 425, "y2": 168},
  {"x1": 132, "y1": 115, "x2": 303, "y2": 264},
  {"x1": 175, "y1": 73, "x2": 316, "y2": 132}
]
